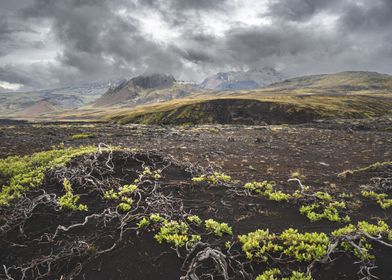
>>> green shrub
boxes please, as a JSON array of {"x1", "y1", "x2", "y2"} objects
[
  {"x1": 331, "y1": 220, "x2": 392, "y2": 260},
  {"x1": 0, "y1": 146, "x2": 98, "y2": 206},
  {"x1": 118, "y1": 197, "x2": 133, "y2": 212},
  {"x1": 244, "y1": 180, "x2": 291, "y2": 201},
  {"x1": 118, "y1": 184, "x2": 138, "y2": 196},
  {"x1": 256, "y1": 269, "x2": 313, "y2": 280},
  {"x1": 58, "y1": 178, "x2": 88, "y2": 211},
  {"x1": 361, "y1": 190, "x2": 392, "y2": 209},
  {"x1": 154, "y1": 220, "x2": 189, "y2": 247},
  {"x1": 137, "y1": 217, "x2": 150, "y2": 228},
  {"x1": 187, "y1": 214, "x2": 202, "y2": 225},
  {"x1": 280, "y1": 229, "x2": 329, "y2": 262},
  {"x1": 103, "y1": 189, "x2": 119, "y2": 200},
  {"x1": 204, "y1": 219, "x2": 232, "y2": 236},
  {"x1": 239, "y1": 228, "x2": 329, "y2": 262},
  {"x1": 191, "y1": 172, "x2": 231, "y2": 185},
  {"x1": 299, "y1": 201, "x2": 350, "y2": 223},
  {"x1": 238, "y1": 229, "x2": 280, "y2": 260}
]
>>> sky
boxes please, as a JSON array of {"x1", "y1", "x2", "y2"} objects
[{"x1": 0, "y1": 0, "x2": 392, "y2": 91}]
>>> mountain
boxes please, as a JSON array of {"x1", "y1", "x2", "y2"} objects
[
  {"x1": 3, "y1": 70, "x2": 392, "y2": 124},
  {"x1": 94, "y1": 73, "x2": 199, "y2": 107},
  {"x1": 0, "y1": 80, "x2": 121, "y2": 117},
  {"x1": 106, "y1": 71, "x2": 392, "y2": 125},
  {"x1": 266, "y1": 71, "x2": 392, "y2": 94},
  {"x1": 200, "y1": 68, "x2": 285, "y2": 90}
]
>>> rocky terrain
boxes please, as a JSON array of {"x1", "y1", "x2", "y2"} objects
[
  {"x1": 0, "y1": 120, "x2": 391, "y2": 279},
  {"x1": 93, "y1": 73, "x2": 196, "y2": 107}
]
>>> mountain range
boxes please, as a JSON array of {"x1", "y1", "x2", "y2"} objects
[
  {"x1": 0, "y1": 80, "x2": 122, "y2": 117},
  {"x1": 1, "y1": 69, "x2": 392, "y2": 124}
]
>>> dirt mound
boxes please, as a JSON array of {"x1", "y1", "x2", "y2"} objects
[{"x1": 114, "y1": 99, "x2": 320, "y2": 125}]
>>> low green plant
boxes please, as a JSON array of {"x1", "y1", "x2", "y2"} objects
[
  {"x1": 285, "y1": 271, "x2": 313, "y2": 280},
  {"x1": 0, "y1": 146, "x2": 100, "y2": 206},
  {"x1": 244, "y1": 181, "x2": 291, "y2": 201},
  {"x1": 187, "y1": 214, "x2": 202, "y2": 225},
  {"x1": 154, "y1": 220, "x2": 189, "y2": 247},
  {"x1": 238, "y1": 229, "x2": 280, "y2": 260},
  {"x1": 138, "y1": 215, "x2": 202, "y2": 247},
  {"x1": 103, "y1": 184, "x2": 138, "y2": 212},
  {"x1": 338, "y1": 161, "x2": 392, "y2": 178},
  {"x1": 361, "y1": 190, "x2": 392, "y2": 209},
  {"x1": 118, "y1": 184, "x2": 138, "y2": 196},
  {"x1": 255, "y1": 268, "x2": 280, "y2": 280},
  {"x1": 332, "y1": 220, "x2": 392, "y2": 260},
  {"x1": 256, "y1": 269, "x2": 313, "y2": 280},
  {"x1": 191, "y1": 172, "x2": 231, "y2": 185},
  {"x1": 103, "y1": 189, "x2": 119, "y2": 200},
  {"x1": 299, "y1": 201, "x2": 350, "y2": 223},
  {"x1": 118, "y1": 196, "x2": 133, "y2": 212},
  {"x1": 137, "y1": 217, "x2": 150, "y2": 228},
  {"x1": 280, "y1": 229, "x2": 329, "y2": 262},
  {"x1": 204, "y1": 219, "x2": 232, "y2": 236},
  {"x1": 314, "y1": 191, "x2": 332, "y2": 201},
  {"x1": 58, "y1": 178, "x2": 88, "y2": 211},
  {"x1": 150, "y1": 213, "x2": 166, "y2": 223},
  {"x1": 142, "y1": 166, "x2": 162, "y2": 180},
  {"x1": 239, "y1": 228, "x2": 329, "y2": 262},
  {"x1": 70, "y1": 133, "x2": 94, "y2": 140}
]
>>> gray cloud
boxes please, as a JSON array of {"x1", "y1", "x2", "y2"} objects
[
  {"x1": 0, "y1": 0, "x2": 392, "y2": 90},
  {"x1": 265, "y1": 0, "x2": 341, "y2": 22}
]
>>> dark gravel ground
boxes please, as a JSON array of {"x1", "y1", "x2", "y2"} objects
[
  {"x1": 0, "y1": 121, "x2": 391, "y2": 279},
  {"x1": 0, "y1": 121, "x2": 391, "y2": 188}
]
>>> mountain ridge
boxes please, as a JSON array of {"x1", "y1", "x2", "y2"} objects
[{"x1": 200, "y1": 67, "x2": 285, "y2": 90}]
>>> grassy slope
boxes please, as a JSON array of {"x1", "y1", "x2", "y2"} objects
[
  {"x1": 103, "y1": 94, "x2": 391, "y2": 124},
  {"x1": 104, "y1": 72, "x2": 392, "y2": 124},
  {"x1": 29, "y1": 71, "x2": 392, "y2": 124}
]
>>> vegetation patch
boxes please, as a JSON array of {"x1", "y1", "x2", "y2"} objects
[
  {"x1": 70, "y1": 133, "x2": 95, "y2": 139},
  {"x1": 256, "y1": 268, "x2": 313, "y2": 280},
  {"x1": 0, "y1": 145, "x2": 99, "y2": 206},
  {"x1": 1, "y1": 144, "x2": 391, "y2": 280},
  {"x1": 361, "y1": 190, "x2": 392, "y2": 209},
  {"x1": 58, "y1": 178, "x2": 88, "y2": 211}
]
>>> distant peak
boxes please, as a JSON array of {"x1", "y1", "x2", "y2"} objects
[
  {"x1": 130, "y1": 73, "x2": 176, "y2": 89},
  {"x1": 200, "y1": 68, "x2": 285, "y2": 90}
]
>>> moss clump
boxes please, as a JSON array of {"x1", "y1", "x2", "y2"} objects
[
  {"x1": 70, "y1": 133, "x2": 94, "y2": 139},
  {"x1": 0, "y1": 146, "x2": 99, "y2": 206}
]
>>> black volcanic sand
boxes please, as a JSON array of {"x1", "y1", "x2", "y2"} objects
[{"x1": 0, "y1": 121, "x2": 391, "y2": 279}]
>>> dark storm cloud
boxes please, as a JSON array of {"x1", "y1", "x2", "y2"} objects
[
  {"x1": 140, "y1": 0, "x2": 228, "y2": 11},
  {"x1": 265, "y1": 0, "x2": 341, "y2": 22},
  {"x1": 18, "y1": 0, "x2": 186, "y2": 86},
  {"x1": 1, "y1": 0, "x2": 392, "y2": 89},
  {"x1": 0, "y1": 14, "x2": 38, "y2": 58},
  {"x1": 339, "y1": 0, "x2": 392, "y2": 31}
]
